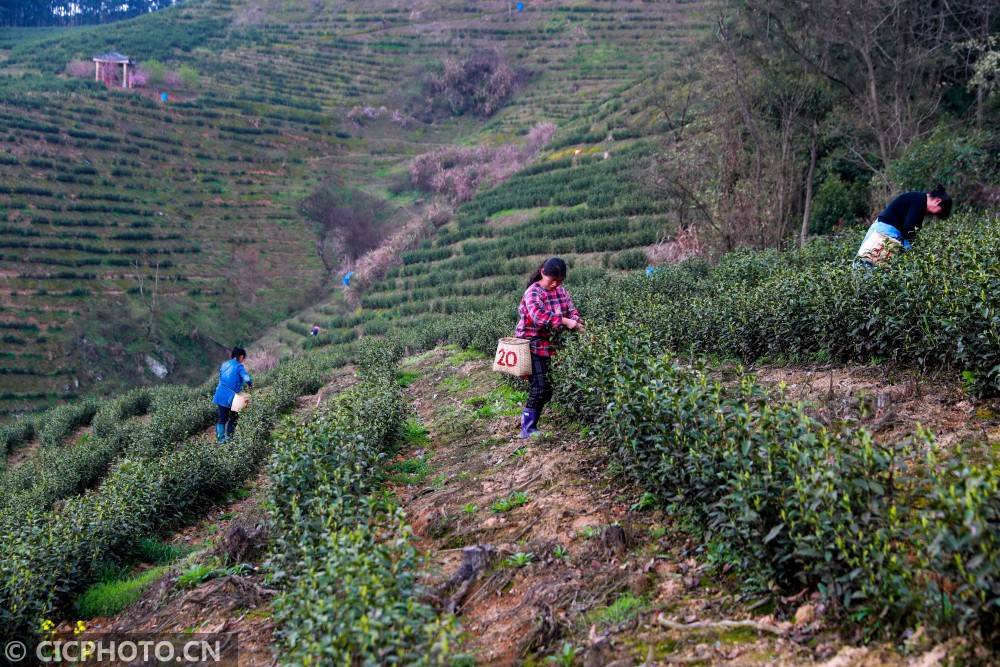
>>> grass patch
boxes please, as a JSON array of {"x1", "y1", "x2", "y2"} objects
[
  {"x1": 224, "y1": 486, "x2": 252, "y2": 503},
  {"x1": 587, "y1": 593, "x2": 647, "y2": 627},
  {"x1": 445, "y1": 347, "x2": 488, "y2": 366},
  {"x1": 387, "y1": 456, "x2": 431, "y2": 485},
  {"x1": 396, "y1": 370, "x2": 420, "y2": 387},
  {"x1": 401, "y1": 349, "x2": 436, "y2": 368},
  {"x1": 176, "y1": 563, "x2": 216, "y2": 588},
  {"x1": 176, "y1": 563, "x2": 249, "y2": 589},
  {"x1": 75, "y1": 565, "x2": 169, "y2": 619},
  {"x1": 441, "y1": 376, "x2": 472, "y2": 393},
  {"x1": 129, "y1": 537, "x2": 190, "y2": 565},
  {"x1": 401, "y1": 418, "x2": 430, "y2": 447},
  {"x1": 466, "y1": 384, "x2": 527, "y2": 419},
  {"x1": 491, "y1": 491, "x2": 530, "y2": 513},
  {"x1": 503, "y1": 551, "x2": 535, "y2": 568}
]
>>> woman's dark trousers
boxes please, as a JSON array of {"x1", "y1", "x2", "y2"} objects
[
  {"x1": 521, "y1": 353, "x2": 552, "y2": 437},
  {"x1": 526, "y1": 353, "x2": 552, "y2": 411},
  {"x1": 216, "y1": 405, "x2": 238, "y2": 442}
]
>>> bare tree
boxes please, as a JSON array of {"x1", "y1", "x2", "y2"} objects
[
  {"x1": 132, "y1": 252, "x2": 161, "y2": 338},
  {"x1": 800, "y1": 120, "x2": 819, "y2": 247},
  {"x1": 745, "y1": 0, "x2": 988, "y2": 183},
  {"x1": 300, "y1": 183, "x2": 387, "y2": 273}
]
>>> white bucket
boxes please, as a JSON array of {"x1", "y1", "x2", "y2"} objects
[{"x1": 231, "y1": 392, "x2": 249, "y2": 413}]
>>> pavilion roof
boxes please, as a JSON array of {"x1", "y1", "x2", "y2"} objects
[{"x1": 92, "y1": 52, "x2": 132, "y2": 64}]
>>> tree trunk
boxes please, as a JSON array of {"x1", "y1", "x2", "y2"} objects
[
  {"x1": 800, "y1": 121, "x2": 818, "y2": 248},
  {"x1": 860, "y1": 45, "x2": 890, "y2": 172}
]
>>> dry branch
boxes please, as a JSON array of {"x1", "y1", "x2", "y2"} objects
[{"x1": 656, "y1": 612, "x2": 789, "y2": 636}]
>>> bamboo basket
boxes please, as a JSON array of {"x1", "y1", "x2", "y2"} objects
[{"x1": 492, "y1": 337, "x2": 532, "y2": 378}]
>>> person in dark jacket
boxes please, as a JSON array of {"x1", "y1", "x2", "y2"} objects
[
  {"x1": 515, "y1": 257, "x2": 583, "y2": 438},
  {"x1": 212, "y1": 346, "x2": 253, "y2": 443},
  {"x1": 854, "y1": 186, "x2": 952, "y2": 268}
]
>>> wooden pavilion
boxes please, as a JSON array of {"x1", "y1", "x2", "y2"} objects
[{"x1": 93, "y1": 52, "x2": 134, "y2": 89}]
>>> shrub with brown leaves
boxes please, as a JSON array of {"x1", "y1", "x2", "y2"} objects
[
  {"x1": 409, "y1": 122, "x2": 555, "y2": 203},
  {"x1": 65, "y1": 60, "x2": 92, "y2": 78}
]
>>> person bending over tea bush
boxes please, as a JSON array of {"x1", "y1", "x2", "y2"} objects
[
  {"x1": 212, "y1": 346, "x2": 253, "y2": 443},
  {"x1": 854, "y1": 185, "x2": 952, "y2": 268},
  {"x1": 515, "y1": 257, "x2": 584, "y2": 438}
]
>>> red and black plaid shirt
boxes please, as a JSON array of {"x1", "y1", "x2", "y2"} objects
[{"x1": 515, "y1": 282, "x2": 581, "y2": 357}]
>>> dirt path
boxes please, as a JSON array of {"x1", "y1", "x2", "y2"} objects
[
  {"x1": 394, "y1": 349, "x2": 971, "y2": 666},
  {"x1": 4, "y1": 423, "x2": 92, "y2": 469}
]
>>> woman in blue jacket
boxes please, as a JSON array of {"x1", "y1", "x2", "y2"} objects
[{"x1": 212, "y1": 346, "x2": 253, "y2": 443}]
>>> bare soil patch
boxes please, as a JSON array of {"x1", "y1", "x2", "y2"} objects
[{"x1": 753, "y1": 363, "x2": 1000, "y2": 451}]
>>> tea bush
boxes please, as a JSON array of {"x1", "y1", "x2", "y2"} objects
[
  {"x1": 127, "y1": 388, "x2": 215, "y2": 458},
  {"x1": 37, "y1": 398, "x2": 99, "y2": 447},
  {"x1": 568, "y1": 212, "x2": 1000, "y2": 395},
  {"x1": 266, "y1": 353, "x2": 457, "y2": 664},
  {"x1": 552, "y1": 321, "x2": 999, "y2": 639},
  {"x1": 0, "y1": 416, "x2": 36, "y2": 460},
  {"x1": 90, "y1": 388, "x2": 152, "y2": 439},
  {"x1": 918, "y1": 449, "x2": 1000, "y2": 640}
]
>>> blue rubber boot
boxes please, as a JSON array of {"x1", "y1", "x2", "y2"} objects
[
  {"x1": 519, "y1": 408, "x2": 539, "y2": 439},
  {"x1": 215, "y1": 423, "x2": 226, "y2": 443}
]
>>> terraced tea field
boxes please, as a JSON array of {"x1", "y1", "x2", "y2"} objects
[{"x1": 0, "y1": 0, "x2": 715, "y2": 415}]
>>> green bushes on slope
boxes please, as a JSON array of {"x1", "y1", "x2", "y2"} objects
[
  {"x1": 576, "y1": 212, "x2": 1000, "y2": 394},
  {"x1": 553, "y1": 322, "x2": 999, "y2": 640},
  {"x1": 90, "y1": 387, "x2": 153, "y2": 439},
  {"x1": 0, "y1": 385, "x2": 207, "y2": 524},
  {"x1": 37, "y1": 398, "x2": 99, "y2": 447},
  {"x1": 266, "y1": 343, "x2": 457, "y2": 665},
  {"x1": 0, "y1": 356, "x2": 325, "y2": 642},
  {"x1": 0, "y1": 415, "x2": 36, "y2": 460}
]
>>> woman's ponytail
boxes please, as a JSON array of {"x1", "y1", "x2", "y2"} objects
[{"x1": 527, "y1": 263, "x2": 544, "y2": 288}]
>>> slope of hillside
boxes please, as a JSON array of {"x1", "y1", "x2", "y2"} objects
[
  {"x1": 43, "y1": 347, "x2": 997, "y2": 665},
  {"x1": 0, "y1": 0, "x2": 714, "y2": 416}
]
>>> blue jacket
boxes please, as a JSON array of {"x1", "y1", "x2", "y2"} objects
[{"x1": 212, "y1": 359, "x2": 253, "y2": 408}]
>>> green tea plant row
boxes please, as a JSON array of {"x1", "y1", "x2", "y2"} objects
[
  {"x1": 36, "y1": 398, "x2": 99, "y2": 448},
  {"x1": 0, "y1": 356, "x2": 325, "y2": 642},
  {"x1": 0, "y1": 415, "x2": 37, "y2": 462},
  {"x1": 576, "y1": 212, "x2": 1000, "y2": 394},
  {"x1": 0, "y1": 385, "x2": 210, "y2": 529},
  {"x1": 552, "y1": 322, "x2": 999, "y2": 640},
  {"x1": 266, "y1": 341, "x2": 457, "y2": 665},
  {"x1": 0, "y1": 388, "x2": 150, "y2": 467},
  {"x1": 0, "y1": 354, "x2": 337, "y2": 524}
]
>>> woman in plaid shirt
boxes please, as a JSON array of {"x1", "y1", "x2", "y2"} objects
[{"x1": 515, "y1": 257, "x2": 584, "y2": 438}]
